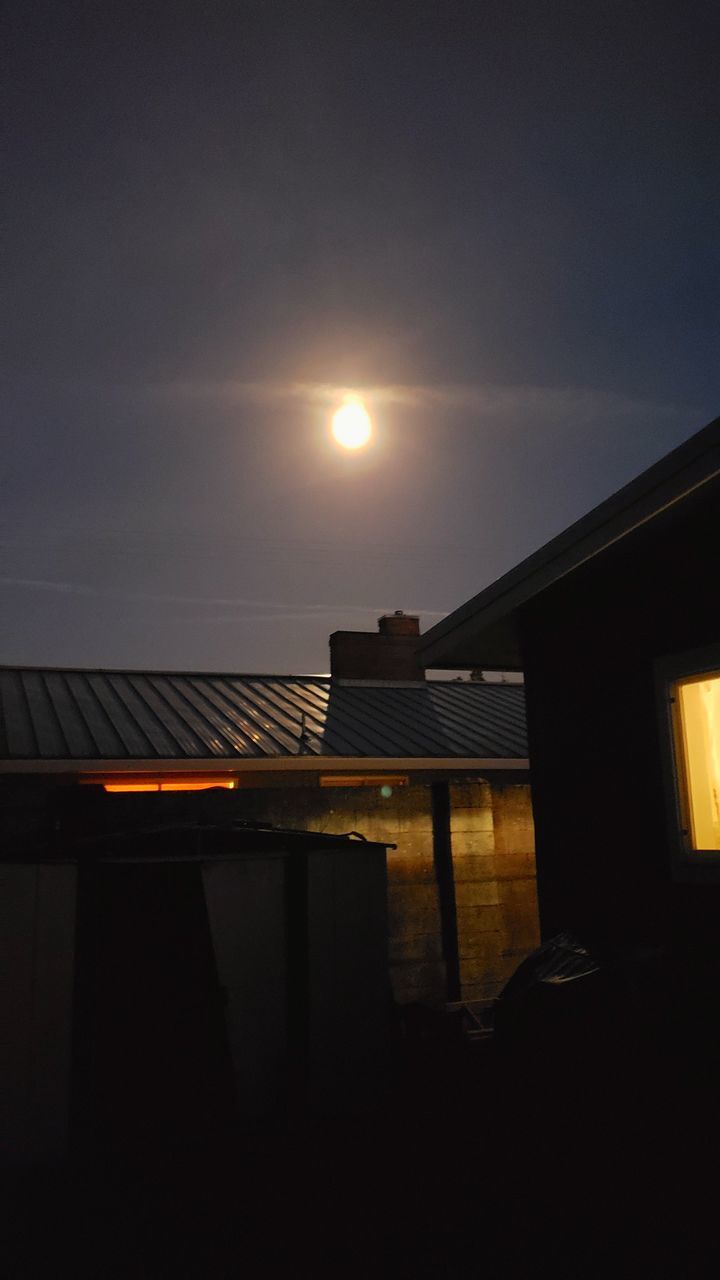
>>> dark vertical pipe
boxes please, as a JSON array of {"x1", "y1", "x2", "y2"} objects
[
  {"x1": 284, "y1": 849, "x2": 309, "y2": 1116},
  {"x1": 431, "y1": 781, "x2": 461, "y2": 1004},
  {"x1": 68, "y1": 855, "x2": 98, "y2": 1158}
]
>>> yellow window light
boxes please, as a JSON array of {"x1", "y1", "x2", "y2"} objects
[{"x1": 675, "y1": 671, "x2": 720, "y2": 851}]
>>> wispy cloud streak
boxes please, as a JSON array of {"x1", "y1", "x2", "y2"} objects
[
  {"x1": 0, "y1": 576, "x2": 447, "y2": 618},
  {"x1": 159, "y1": 377, "x2": 686, "y2": 421}
]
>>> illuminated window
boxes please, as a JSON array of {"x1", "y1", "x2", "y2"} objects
[
  {"x1": 94, "y1": 777, "x2": 238, "y2": 793},
  {"x1": 673, "y1": 671, "x2": 720, "y2": 852}
]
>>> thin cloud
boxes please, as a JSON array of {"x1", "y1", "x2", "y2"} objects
[
  {"x1": 159, "y1": 377, "x2": 686, "y2": 421},
  {"x1": 170, "y1": 609, "x2": 447, "y2": 625},
  {"x1": 0, "y1": 576, "x2": 447, "y2": 618}
]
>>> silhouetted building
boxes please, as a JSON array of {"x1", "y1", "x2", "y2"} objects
[
  {"x1": 1, "y1": 615, "x2": 541, "y2": 1162},
  {"x1": 0, "y1": 615, "x2": 539, "y2": 1010},
  {"x1": 420, "y1": 417, "x2": 720, "y2": 956},
  {"x1": 1, "y1": 818, "x2": 391, "y2": 1163}
]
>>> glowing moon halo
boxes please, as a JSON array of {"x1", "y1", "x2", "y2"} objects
[{"x1": 331, "y1": 396, "x2": 373, "y2": 449}]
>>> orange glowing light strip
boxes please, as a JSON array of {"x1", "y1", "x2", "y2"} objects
[
  {"x1": 104, "y1": 783, "x2": 159, "y2": 792},
  {"x1": 103, "y1": 778, "x2": 237, "y2": 793}
]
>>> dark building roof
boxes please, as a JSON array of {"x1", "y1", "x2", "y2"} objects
[
  {"x1": 420, "y1": 416, "x2": 720, "y2": 669},
  {"x1": 0, "y1": 668, "x2": 527, "y2": 766}
]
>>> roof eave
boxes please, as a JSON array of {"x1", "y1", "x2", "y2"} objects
[
  {"x1": 0, "y1": 755, "x2": 530, "y2": 774},
  {"x1": 420, "y1": 417, "x2": 720, "y2": 669}
]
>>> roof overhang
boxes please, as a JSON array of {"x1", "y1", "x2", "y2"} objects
[
  {"x1": 0, "y1": 755, "x2": 529, "y2": 775},
  {"x1": 420, "y1": 417, "x2": 720, "y2": 669}
]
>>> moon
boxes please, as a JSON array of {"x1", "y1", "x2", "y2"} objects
[{"x1": 331, "y1": 396, "x2": 373, "y2": 449}]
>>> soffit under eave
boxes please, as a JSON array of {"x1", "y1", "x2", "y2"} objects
[{"x1": 421, "y1": 615, "x2": 522, "y2": 671}]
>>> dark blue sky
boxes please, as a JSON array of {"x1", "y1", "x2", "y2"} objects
[{"x1": 3, "y1": 0, "x2": 718, "y2": 672}]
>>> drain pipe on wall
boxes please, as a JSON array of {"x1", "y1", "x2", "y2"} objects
[{"x1": 431, "y1": 781, "x2": 461, "y2": 1005}]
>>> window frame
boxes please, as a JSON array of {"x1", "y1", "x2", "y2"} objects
[{"x1": 656, "y1": 643, "x2": 720, "y2": 881}]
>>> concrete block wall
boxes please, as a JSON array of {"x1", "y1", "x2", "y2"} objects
[
  {"x1": 230, "y1": 777, "x2": 538, "y2": 1007},
  {"x1": 372, "y1": 787, "x2": 446, "y2": 1007},
  {"x1": 452, "y1": 780, "x2": 540, "y2": 1001}
]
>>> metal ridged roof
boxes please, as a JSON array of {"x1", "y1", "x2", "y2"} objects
[{"x1": 0, "y1": 668, "x2": 527, "y2": 763}]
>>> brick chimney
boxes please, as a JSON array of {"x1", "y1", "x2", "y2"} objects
[{"x1": 329, "y1": 612, "x2": 425, "y2": 681}]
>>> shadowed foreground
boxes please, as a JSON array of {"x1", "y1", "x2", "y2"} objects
[{"x1": 4, "y1": 1008, "x2": 720, "y2": 1280}]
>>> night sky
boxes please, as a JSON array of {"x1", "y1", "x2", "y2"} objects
[{"x1": 3, "y1": 1, "x2": 718, "y2": 673}]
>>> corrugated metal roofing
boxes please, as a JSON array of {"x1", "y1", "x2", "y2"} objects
[{"x1": 0, "y1": 668, "x2": 527, "y2": 763}]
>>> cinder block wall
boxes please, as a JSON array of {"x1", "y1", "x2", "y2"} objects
[
  {"x1": 231, "y1": 777, "x2": 538, "y2": 1006},
  {"x1": 452, "y1": 780, "x2": 540, "y2": 1001}
]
